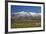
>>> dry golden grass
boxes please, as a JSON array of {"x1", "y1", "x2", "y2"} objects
[{"x1": 11, "y1": 20, "x2": 41, "y2": 28}]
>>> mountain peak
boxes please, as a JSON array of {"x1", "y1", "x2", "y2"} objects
[{"x1": 12, "y1": 11, "x2": 41, "y2": 16}]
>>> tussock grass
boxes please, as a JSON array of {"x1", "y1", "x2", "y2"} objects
[{"x1": 11, "y1": 20, "x2": 41, "y2": 28}]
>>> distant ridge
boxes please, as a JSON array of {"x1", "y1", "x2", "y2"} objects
[{"x1": 11, "y1": 11, "x2": 41, "y2": 20}]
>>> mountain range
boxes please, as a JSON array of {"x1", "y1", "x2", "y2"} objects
[{"x1": 11, "y1": 11, "x2": 41, "y2": 20}]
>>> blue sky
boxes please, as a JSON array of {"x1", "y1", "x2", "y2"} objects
[{"x1": 11, "y1": 5, "x2": 41, "y2": 13}]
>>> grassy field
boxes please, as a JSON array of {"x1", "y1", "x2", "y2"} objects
[{"x1": 11, "y1": 20, "x2": 41, "y2": 28}]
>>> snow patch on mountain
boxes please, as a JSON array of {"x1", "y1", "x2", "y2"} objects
[{"x1": 12, "y1": 11, "x2": 41, "y2": 17}]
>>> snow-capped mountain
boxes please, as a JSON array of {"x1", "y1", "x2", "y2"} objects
[
  {"x1": 12, "y1": 11, "x2": 41, "y2": 16},
  {"x1": 11, "y1": 11, "x2": 41, "y2": 20}
]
